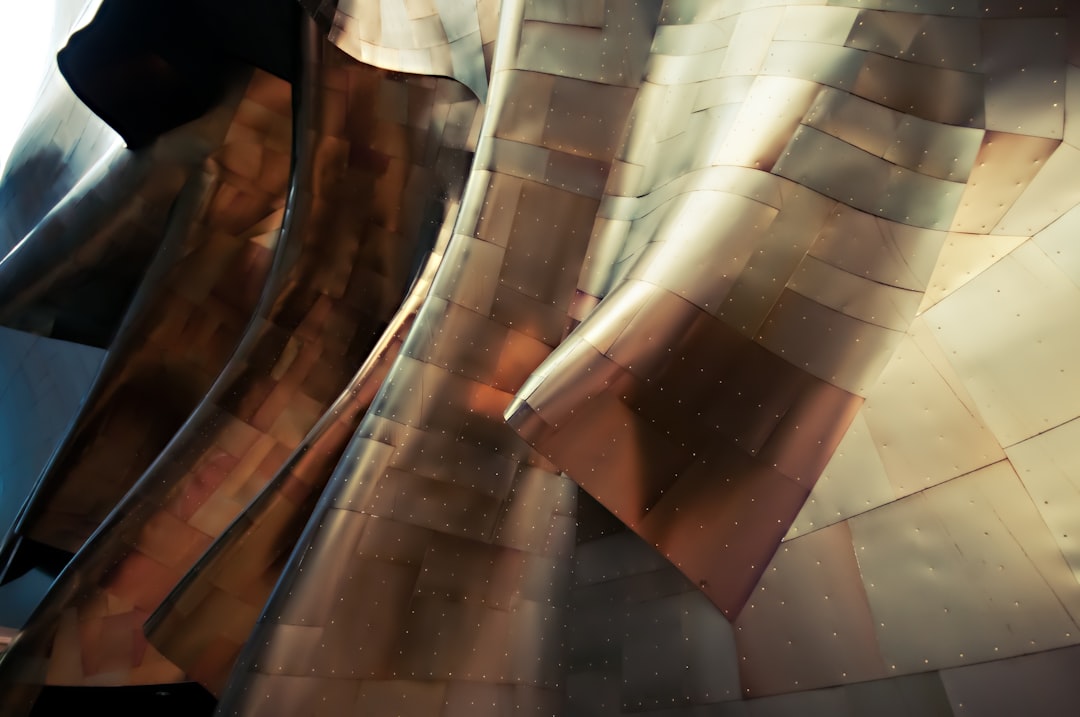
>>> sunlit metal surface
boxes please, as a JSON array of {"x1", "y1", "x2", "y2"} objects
[{"x1": 2, "y1": 1, "x2": 1080, "y2": 715}]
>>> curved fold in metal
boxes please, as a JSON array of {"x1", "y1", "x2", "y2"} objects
[
  {"x1": 7, "y1": 2, "x2": 1080, "y2": 715},
  {"x1": 0, "y1": 66, "x2": 292, "y2": 565},
  {"x1": 297, "y1": 0, "x2": 497, "y2": 101},
  {"x1": 0, "y1": 13, "x2": 482, "y2": 713},
  {"x1": 213, "y1": 1, "x2": 659, "y2": 713},
  {"x1": 145, "y1": 248, "x2": 438, "y2": 694}
]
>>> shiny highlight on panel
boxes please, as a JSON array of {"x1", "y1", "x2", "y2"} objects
[{"x1": 2, "y1": 1, "x2": 1080, "y2": 716}]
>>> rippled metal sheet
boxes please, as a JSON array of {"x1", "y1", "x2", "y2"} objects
[
  {"x1": 0, "y1": 13, "x2": 480, "y2": 708},
  {"x1": 5, "y1": 1, "x2": 1080, "y2": 715}
]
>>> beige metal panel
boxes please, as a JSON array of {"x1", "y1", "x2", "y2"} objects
[
  {"x1": 861, "y1": 324, "x2": 1005, "y2": 498},
  {"x1": 787, "y1": 255, "x2": 922, "y2": 332},
  {"x1": 994, "y1": 141, "x2": 1080, "y2": 236},
  {"x1": 710, "y1": 76, "x2": 823, "y2": 171},
  {"x1": 646, "y1": 47, "x2": 734, "y2": 86},
  {"x1": 1034, "y1": 202, "x2": 1080, "y2": 288},
  {"x1": 917, "y1": 232, "x2": 1028, "y2": 311},
  {"x1": 851, "y1": 461, "x2": 1080, "y2": 675},
  {"x1": 626, "y1": 191, "x2": 781, "y2": 315},
  {"x1": 807, "y1": 206, "x2": 945, "y2": 292},
  {"x1": 755, "y1": 288, "x2": 905, "y2": 397},
  {"x1": 1006, "y1": 419, "x2": 1080, "y2": 585},
  {"x1": 926, "y1": 241, "x2": 1080, "y2": 447},
  {"x1": 652, "y1": 16, "x2": 736, "y2": 55},
  {"x1": 735, "y1": 522, "x2": 885, "y2": 696},
  {"x1": 983, "y1": 18, "x2": 1066, "y2": 139},
  {"x1": 785, "y1": 410, "x2": 894, "y2": 539},
  {"x1": 948, "y1": 131, "x2": 1061, "y2": 234},
  {"x1": 720, "y1": 6, "x2": 785, "y2": 77}
]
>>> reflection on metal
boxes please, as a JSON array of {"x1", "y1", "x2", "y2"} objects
[{"x1": 1, "y1": 1, "x2": 1080, "y2": 716}]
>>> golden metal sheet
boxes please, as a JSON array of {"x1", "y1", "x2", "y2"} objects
[
  {"x1": 861, "y1": 326, "x2": 1005, "y2": 497},
  {"x1": 995, "y1": 141, "x2": 1080, "y2": 236},
  {"x1": 652, "y1": 16, "x2": 735, "y2": 56},
  {"x1": 850, "y1": 461, "x2": 1080, "y2": 675},
  {"x1": 925, "y1": 241, "x2": 1080, "y2": 446},
  {"x1": 918, "y1": 231, "x2": 1028, "y2": 311},
  {"x1": 948, "y1": 132, "x2": 1060, "y2": 234},
  {"x1": 1005, "y1": 418, "x2": 1080, "y2": 585},
  {"x1": 710, "y1": 76, "x2": 823, "y2": 172}
]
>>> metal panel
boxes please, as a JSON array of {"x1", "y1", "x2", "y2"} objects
[{"x1": 850, "y1": 461, "x2": 1080, "y2": 675}]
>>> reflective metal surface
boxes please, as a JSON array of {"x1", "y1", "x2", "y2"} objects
[{"x1": 3, "y1": 1, "x2": 1080, "y2": 716}]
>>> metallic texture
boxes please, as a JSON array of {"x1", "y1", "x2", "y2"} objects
[
  {"x1": 299, "y1": 0, "x2": 498, "y2": 100},
  {"x1": 3, "y1": 1, "x2": 1080, "y2": 716}
]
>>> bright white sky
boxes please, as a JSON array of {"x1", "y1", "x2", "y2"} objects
[{"x1": 0, "y1": 4, "x2": 57, "y2": 176}]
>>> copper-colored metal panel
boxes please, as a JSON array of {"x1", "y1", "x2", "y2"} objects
[
  {"x1": 850, "y1": 461, "x2": 1080, "y2": 675},
  {"x1": 13, "y1": 68, "x2": 294, "y2": 555},
  {"x1": 734, "y1": 522, "x2": 886, "y2": 696}
]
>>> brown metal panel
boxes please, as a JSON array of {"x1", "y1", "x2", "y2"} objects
[{"x1": 734, "y1": 522, "x2": 886, "y2": 696}]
